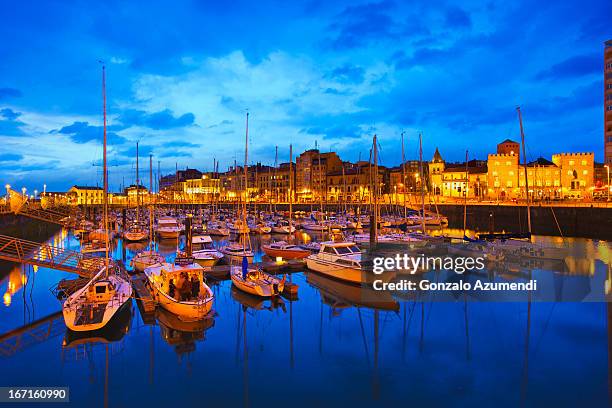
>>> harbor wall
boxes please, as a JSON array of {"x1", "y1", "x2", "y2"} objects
[{"x1": 436, "y1": 204, "x2": 612, "y2": 240}]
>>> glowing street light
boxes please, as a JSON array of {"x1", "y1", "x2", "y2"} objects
[{"x1": 21, "y1": 187, "x2": 26, "y2": 198}]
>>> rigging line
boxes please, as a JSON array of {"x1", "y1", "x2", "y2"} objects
[{"x1": 532, "y1": 302, "x2": 556, "y2": 356}]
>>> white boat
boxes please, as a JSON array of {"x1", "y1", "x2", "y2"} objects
[
  {"x1": 156, "y1": 217, "x2": 181, "y2": 239},
  {"x1": 62, "y1": 266, "x2": 132, "y2": 332},
  {"x1": 132, "y1": 250, "x2": 165, "y2": 272},
  {"x1": 447, "y1": 240, "x2": 505, "y2": 262},
  {"x1": 228, "y1": 220, "x2": 250, "y2": 235},
  {"x1": 271, "y1": 221, "x2": 295, "y2": 234},
  {"x1": 230, "y1": 265, "x2": 285, "y2": 297},
  {"x1": 123, "y1": 225, "x2": 148, "y2": 242},
  {"x1": 305, "y1": 241, "x2": 365, "y2": 283},
  {"x1": 191, "y1": 235, "x2": 224, "y2": 267},
  {"x1": 63, "y1": 65, "x2": 132, "y2": 333},
  {"x1": 144, "y1": 262, "x2": 214, "y2": 321},
  {"x1": 488, "y1": 239, "x2": 568, "y2": 261},
  {"x1": 221, "y1": 243, "x2": 254, "y2": 264},
  {"x1": 207, "y1": 221, "x2": 230, "y2": 236},
  {"x1": 302, "y1": 222, "x2": 328, "y2": 232}
]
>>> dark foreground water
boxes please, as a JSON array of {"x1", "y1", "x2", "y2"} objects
[{"x1": 0, "y1": 228, "x2": 611, "y2": 407}]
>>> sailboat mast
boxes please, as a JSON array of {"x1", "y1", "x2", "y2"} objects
[
  {"x1": 517, "y1": 106, "x2": 532, "y2": 234},
  {"x1": 419, "y1": 133, "x2": 425, "y2": 233},
  {"x1": 373, "y1": 135, "x2": 378, "y2": 240},
  {"x1": 102, "y1": 64, "x2": 109, "y2": 270},
  {"x1": 463, "y1": 150, "x2": 468, "y2": 236},
  {"x1": 274, "y1": 145, "x2": 278, "y2": 210},
  {"x1": 289, "y1": 144, "x2": 293, "y2": 237},
  {"x1": 136, "y1": 141, "x2": 140, "y2": 224},
  {"x1": 401, "y1": 132, "x2": 407, "y2": 220},
  {"x1": 149, "y1": 154, "x2": 154, "y2": 246},
  {"x1": 243, "y1": 112, "x2": 249, "y2": 251}
]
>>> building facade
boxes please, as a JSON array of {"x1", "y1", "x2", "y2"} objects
[
  {"x1": 296, "y1": 150, "x2": 342, "y2": 202},
  {"x1": 66, "y1": 185, "x2": 104, "y2": 205}
]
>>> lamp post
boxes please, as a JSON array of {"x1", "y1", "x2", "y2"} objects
[
  {"x1": 21, "y1": 187, "x2": 26, "y2": 198},
  {"x1": 605, "y1": 165, "x2": 610, "y2": 202}
]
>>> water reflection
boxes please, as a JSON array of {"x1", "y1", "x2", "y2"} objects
[{"x1": 0, "y1": 226, "x2": 610, "y2": 407}]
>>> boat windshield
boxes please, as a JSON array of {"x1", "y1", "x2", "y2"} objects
[{"x1": 335, "y1": 246, "x2": 353, "y2": 255}]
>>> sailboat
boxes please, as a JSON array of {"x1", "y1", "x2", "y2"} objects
[
  {"x1": 145, "y1": 215, "x2": 215, "y2": 321},
  {"x1": 133, "y1": 154, "x2": 164, "y2": 272},
  {"x1": 124, "y1": 142, "x2": 148, "y2": 242},
  {"x1": 447, "y1": 150, "x2": 505, "y2": 262},
  {"x1": 263, "y1": 144, "x2": 311, "y2": 260},
  {"x1": 63, "y1": 65, "x2": 133, "y2": 332},
  {"x1": 230, "y1": 112, "x2": 285, "y2": 297},
  {"x1": 479, "y1": 107, "x2": 569, "y2": 261}
]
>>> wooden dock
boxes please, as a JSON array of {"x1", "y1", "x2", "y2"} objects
[
  {"x1": 206, "y1": 259, "x2": 305, "y2": 280},
  {"x1": 130, "y1": 273, "x2": 157, "y2": 324}
]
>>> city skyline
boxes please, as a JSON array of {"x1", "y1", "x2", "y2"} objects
[{"x1": 1, "y1": 0, "x2": 611, "y2": 192}]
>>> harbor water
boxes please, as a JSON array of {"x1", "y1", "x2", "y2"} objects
[{"x1": 0, "y1": 227, "x2": 611, "y2": 407}]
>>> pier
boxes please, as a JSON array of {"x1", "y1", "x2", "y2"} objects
[{"x1": 0, "y1": 234, "x2": 105, "y2": 277}]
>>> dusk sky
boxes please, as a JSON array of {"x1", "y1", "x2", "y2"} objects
[{"x1": 0, "y1": 0, "x2": 610, "y2": 192}]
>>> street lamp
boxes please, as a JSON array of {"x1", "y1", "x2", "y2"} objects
[
  {"x1": 21, "y1": 187, "x2": 26, "y2": 198},
  {"x1": 605, "y1": 165, "x2": 610, "y2": 202}
]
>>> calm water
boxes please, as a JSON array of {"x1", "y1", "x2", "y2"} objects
[{"x1": 1, "y1": 228, "x2": 611, "y2": 407}]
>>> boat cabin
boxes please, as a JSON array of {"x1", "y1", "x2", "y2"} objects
[
  {"x1": 319, "y1": 242, "x2": 361, "y2": 256},
  {"x1": 86, "y1": 280, "x2": 116, "y2": 303}
]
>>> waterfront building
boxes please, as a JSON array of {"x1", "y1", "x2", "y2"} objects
[
  {"x1": 428, "y1": 149, "x2": 486, "y2": 199},
  {"x1": 389, "y1": 160, "x2": 421, "y2": 193},
  {"x1": 183, "y1": 173, "x2": 221, "y2": 202},
  {"x1": 66, "y1": 185, "x2": 103, "y2": 205},
  {"x1": 326, "y1": 161, "x2": 385, "y2": 203},
  {"x1": 296, "y1": 149, "x2": 342, "y2": 202},
  {"x1": 605, "y1": 39, "x2": 612, "y2": 164},
  {"x1": 486, "y1": 149, "x2": 594, "y2": 200},
  {"x1": 254, "y1": 162, "x2": 295, "y2": 203},
  {"x1": 551, "y1": 153, "x2": 594, "y2": 198}
]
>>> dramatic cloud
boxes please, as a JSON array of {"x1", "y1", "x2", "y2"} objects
[
  {"x1": 535, "y1": 54, "x2": 601, "y2": 80},
  {"x1": 0, "y1": 108, "x2": 26, "y2": 136},
  {"x1": 118, "y1": 109, "x2": 195, "y2": 130},
  {"x1": 0, "y1": 88, "x2": 22, "y2": 99},
  {"x1": 57, "y1": 121, "x2": 127, "y2": 145}
]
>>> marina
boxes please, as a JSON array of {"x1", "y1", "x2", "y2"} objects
[{"x1": 0, "y1": 212, "x2": 611, "y2": 406}]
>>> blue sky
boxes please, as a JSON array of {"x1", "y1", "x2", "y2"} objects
[{"x1": 0, "y1": 0, "x2": 610, "y2": 192}]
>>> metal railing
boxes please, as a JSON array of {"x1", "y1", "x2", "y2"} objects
[{"x1": 0, "y1": 234, "x2": 104, "y2": 277}]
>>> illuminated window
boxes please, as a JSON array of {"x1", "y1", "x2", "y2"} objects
[
  {"x1": 583, "y1": 170, "x2": 588, "y2": 175},
  {"x1": 569, "y1": 160, "x2": 575, "y2": 165},
  {"x1": 581, "y1": 160, "x2": 587, "y2": 166},
  {"x1": 506, "y1": 181, "x2": 512, "y2": 187},
  {"x1": 506, "y1": 161, "x2": 511, "y2": 166}
]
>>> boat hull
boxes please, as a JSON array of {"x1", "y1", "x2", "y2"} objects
[
  {"x1": 262, "y1": 245, "x2": 310, "y2": 260},
  {"x1": 230, "y1": 267, "x2": 284, "y2": 297}
]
